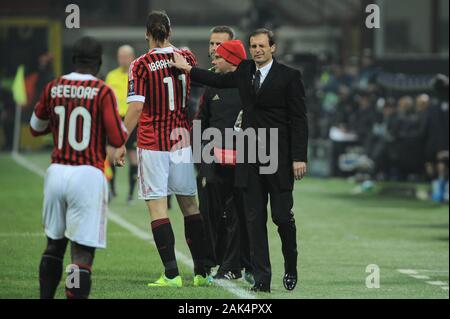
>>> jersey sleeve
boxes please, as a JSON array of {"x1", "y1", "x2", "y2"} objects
[
  {"x1": 183, "y1": 49, "x2": 198, "y2": 68},
  {"x1": 102, "y1": 87, "x2": 128, "y2": 147},
  {"x1": 30, "y1": 84, "x2": 51, "y2": 136},
  {"x1": 127, "y1": 58, "x2": 148, "y2": 104}
]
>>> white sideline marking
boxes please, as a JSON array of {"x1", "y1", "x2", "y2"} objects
[
  {"x1": 12, "y1": 152, "x2": 45, "y2": 178},
  {"x1": 425, "y1": 281, "x2": 448, "y2": 286},
  {"x1": 0, "y1": 232, "x2": 139, "y2": 238},
  {"x1": 411, "y1": 275, "x2": 430, "y2": 280},
  {"x1": 398, "y1": 269, "x2": 418, "y2": 275},
  {"x1": 108, "y1": 212, "x2": 254, "y2": 299},
  {"x1": 12, "y1": 152, "x2": 255, "y2": 299},
  {"x1": 397, "y1": 269, "x2": 449, "y2": 293}
]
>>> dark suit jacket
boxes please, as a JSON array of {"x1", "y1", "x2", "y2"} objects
[
  {"x1": 196, "y1": 86, "x2": 242, "y2": 183},
  {"x1": 190, "y1": 59, "x2": 308, "y2": 190}
]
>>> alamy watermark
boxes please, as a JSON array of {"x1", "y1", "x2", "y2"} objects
[
  {"x1": 66, "y1": 264, "x2": 80, "y2": 289},
  {"x1": 65, "y1": 4, "x2": 80, "y2": 29},
  {"x1": 65, "y1": 4, "x2": 380, "y2": 30},
  {"x1": 170, "y1": 120, "x2": 279, "y2": 175},
  {"x1": 366, "y1": 264, "x2": 380, "y2": 288},
  {"x1": 365, "y1": 4, "x2": 380, "y2": 29}
]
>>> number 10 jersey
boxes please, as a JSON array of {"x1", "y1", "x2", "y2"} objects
[{"x1": 30, "y1": 72, "x2": 128, "y2": 171}]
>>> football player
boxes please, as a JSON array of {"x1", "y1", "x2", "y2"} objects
[
  {"x1": 30, "y1": 37, "x2": 127, "y2": 299},
  {"x1": 114, "y1": 11, "x2": 211, "y2": 288}
]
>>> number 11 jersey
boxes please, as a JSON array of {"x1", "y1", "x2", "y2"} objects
[{"x1": 127, "y1": 46, "x2": 197, "y2": 151}]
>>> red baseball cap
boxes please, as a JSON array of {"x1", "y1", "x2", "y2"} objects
[{"x1": 216, "y1": 40, "x2": 247, "y2": 66}]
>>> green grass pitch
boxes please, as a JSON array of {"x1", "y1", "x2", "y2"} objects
[{"x1": 0, "y1": 152, "x2": 448, "y2": 299}]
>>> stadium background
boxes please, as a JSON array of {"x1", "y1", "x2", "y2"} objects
[{"x1": 0, "y1": 0, "x2": 448, "y2": 299}]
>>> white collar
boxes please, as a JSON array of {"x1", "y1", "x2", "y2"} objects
[
  {"x1": 255, "y1": 59, "x2": 273, "y2": 83},
  {"x1": 62, "y1": 72, "x2": 97, "y2": 81},
  {"x1": 150, "y1": 46, "x2": 175, "y2": 54}
]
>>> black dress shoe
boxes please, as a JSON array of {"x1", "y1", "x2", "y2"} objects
[
  {"x1": 283, "y1": 272, "x2": 297, "y2": 291},
  {"x1": 250, "y1": 283, "x2": 271, "y2": 293}
]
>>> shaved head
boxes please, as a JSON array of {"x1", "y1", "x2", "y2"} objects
[
  {"x1": 117, "y1": 45, "x2": 135, "y2": 70},
  {"x1": 118, "y1": 45, "x2": 135, "y2": 56}
]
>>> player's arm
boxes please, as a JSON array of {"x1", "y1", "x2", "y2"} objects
[
  {"x1": 101, "y1": 88, "x2": 128, "y2": 166},
  {"x1": 124, "y1": 58, "x2": 147, "y2": 137},
  {"x1": 170, "y1": 52, "x2": 237, "y2": 88},
  {"x1": 30, "y1": 88, "x2": 51, "y2": 137},
  {"x1": 113, "y1": 59, "x2": 147, "y2": 166},
  {"x1": 123, "y1": 101, "x2": 143, "y2": 140},
  {"x1": 112, "y1": 101, "x2": 143, "y2": 167}
]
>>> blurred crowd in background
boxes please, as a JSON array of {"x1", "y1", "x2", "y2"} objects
[{"x1": 307, "y1": 51, "x2": 449, "y2": 202}]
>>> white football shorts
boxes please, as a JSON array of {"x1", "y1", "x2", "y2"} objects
[
  {"x1": 42, "y1": 164, "x2": 108, "y2": 248},
  {"x1": 137, "y1": 146, "x2": 197, "y2": 200}
]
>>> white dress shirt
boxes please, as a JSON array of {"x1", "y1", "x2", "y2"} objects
[{"x1": 255, "y1": 59, "x2": 274, "y2": 85}]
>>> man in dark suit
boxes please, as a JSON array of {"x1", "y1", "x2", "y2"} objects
[{"x1": 170, "y1": 28, "x2": 308, "y2": 292}]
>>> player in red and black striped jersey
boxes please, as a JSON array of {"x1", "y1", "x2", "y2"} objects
[
  {"x1": 127, "y1": 45, "x2": 197, "y2": 151},
  {"x1": 30, "y1": 73, "x2": 127, "y2": 171},
  {"x1": 30, "y1": 37, "x2": 128, "y2": 299},
  {"x1": 114, "y1": 11, "x2": 211, "y2": 288}
]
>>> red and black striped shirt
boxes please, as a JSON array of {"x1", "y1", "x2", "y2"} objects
[
  {"x1": 30, "y1": 72, "x2": 128, "y2": 171},
  {"x1": 127, "y1": 46, "x2": 197, "y2": 151}
]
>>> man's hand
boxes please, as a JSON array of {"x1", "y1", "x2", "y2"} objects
[
  {"x1": 293, "y1": 161, "x2": 307, "y2": 180},
  {"x1": 113, "y1": 145, "x2": 127, "y2": 167},
  {"x1": 168, "y1": 52, "x2": 192, "y2": 72},
  {"x1": 106, "y1": 145, "x2": 116, "y2": 163}
]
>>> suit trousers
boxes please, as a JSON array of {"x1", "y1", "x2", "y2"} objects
[
  {"x1": 198, "y1": 165, "x2": 252, "y2": 273},
  {"x1": 242, "y1": 164, "x2": 298, "y2": 286}
]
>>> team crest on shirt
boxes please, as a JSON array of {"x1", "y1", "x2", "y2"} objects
[{"x1": 128, "y1": 80, "x2": 135, "y2": 96}]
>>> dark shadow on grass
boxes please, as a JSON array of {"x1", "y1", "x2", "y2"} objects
[
  {"x1": 403, "y1": 223, "x2": 449, "y2": 230},
  {"x1": 433, "y1": 236, "x2": 449, "y2": 242},
  {"x1": 395, "y1": 223, "x2": 449, "y2": 242}
]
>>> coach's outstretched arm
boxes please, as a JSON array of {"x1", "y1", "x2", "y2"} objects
[{"x1": 170, "y1": 52, "x2": 237, "y2": 89}]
